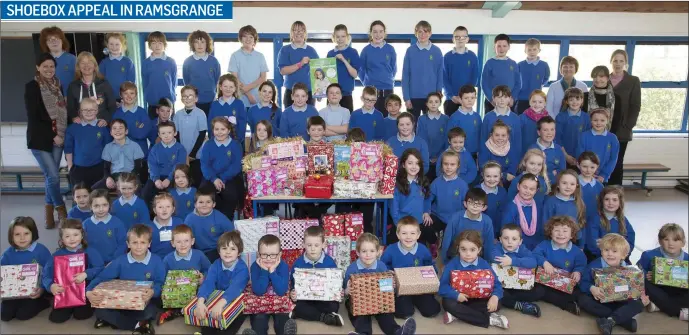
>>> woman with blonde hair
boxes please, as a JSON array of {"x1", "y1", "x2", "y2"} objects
[{"x1": 66, "y1": 51, "x2": 116, "y2": 123}]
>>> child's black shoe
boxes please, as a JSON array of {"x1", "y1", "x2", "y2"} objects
[{"x1": 322, "y1": 312, "x2": 344, "y2": 326}]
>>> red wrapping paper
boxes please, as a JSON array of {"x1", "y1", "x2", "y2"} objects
[
  {"x1": 243, "y1": 284, "x2": 294, "y2": 314},
  {"x1": 344, "y1": 213, "x2": 364, "y2": 243},
  {"x1": 377, "y1": 155, "x2": 398, "y2": 195},
  {"x1": 450, "y1": 270, "x2": 495, "y2": 298},
  {"x1": 307, "y1": 143, "x2": 335, "y2": 174},
  {"x1": 323, "y1": 214, "x2": 345, "y2": 236},
  {"x1": 304, "y1": 175, "x2": 333, "y2": 198},
  {"x1": 53, "y1": 253, "x2": 87, "y2": 309},
  {"x1": 281, "y1": 249, "x2": 303, "y2": 271}
]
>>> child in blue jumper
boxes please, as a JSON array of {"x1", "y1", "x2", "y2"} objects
[
  {"x1": 542, "y1": 170, "x2": 587, "y2": 249},
  {"x1": 380, "y1": 94, "x2": 402, "y2": 143},
  {"x1": 577, "y1": 152, "x2": 604, "y2": 220},
  {"x1": 289, "y1": 226, "x2": 343, "y2": 326},
  {"x1": 447, "y1": 85, "x2": 482, "y2": 159},
  {"x1": 438, "y1": 230, "x2": 508, "y2": 329},
  {"x1": 586, "y1": 186, "x2": 635, "y2": 263},
  {"x1": 183, "y1": 30, "x2": 221, "y2": 116},
  {"x1": 442, "y1": 26, "x2": 479, "y2": 117},
  {"x1": 501, "y1": 173, "x2": 544, "y2": 250},
  {"x1": 516, "y1": 39, "x2": 550, "y2": 114},
  {"x1": 86, "y1": 224, "x2": 166, "y2": 335},
  {"x1": 82, "y1": 189, "x2": 127, "y2": 264},
  {"x1": 148, "y1": 98, "x2": 174, "y2": 149},
  {"x1": 390, "y1": 148, "x2": 431, "y2": 246},
  {"x1": 99, "y1": 33, "x2": 136, "y2": 101},
  {"x1": 556, "y1": 87, "x2": 591, "y2": 167},
  {"x1": 111, "y1": 173, "x2": 152, "y2": 230},
  {"x1": 112, "y1": 81, "x2": 152, "y2": 161},
  {"x1": 401, "y1": 20, "x2": 443, "y2": 120},
  {"x1": 441, "y1": 188, "x2": 494, "y2": 264},
  {"x1": 147, "y1": 193, "x2": 183, "y2": 258},
  {"x1": 528, "y1": 116, "x2": 565, "y2": 183},
  {"x1": 0, "y1": 217, "x2": 52, "y2": 322},
  {"x1": 578, "y1": 234, "x2": 644, "y2": 334},
  {"x1": 506, "y1": 149, "x2": 550, "y2": 208},
  {"x1": 43, "y1": 219, "x2": 104, "y2": 323},
  {"x1": 381, "y1": 217, "x2": 441, "y2": 319},
  {"x1": 345, "y1": 233, "x2": 416, "y2": 335},
  {"x1": 359, "y1": 20, "x2": 397, "y2": 115},
  {"x1": 171, "y1": 164, "x2": 197, "y2": 220},
  {"x1": 328, "y1": 24, "x2": 361, "y2": 112},
  {"x1": 65, "y1": 98, "x2": 111, "y2": 188},
  {"x1": 477, "y1": 161, "x2": 507, "y2": 229},
  {"x1": 349, "y1": 86, "x2": 385, "y2": 141},
  {"x1": 209, "y1": 73, "x2": 247, "y2": 144},
  {"x1": 67, "y1": 183, "x2": 92, "y2": 222},
  {"x1": 576, "y1": 108, "x2": 620, "y2": 183},
  {"x1": 429, "y1": 151, "x2": 469, "y2": 256},
  {"x1": 436, "y1": 127, "x2": 477, "y2": 185},
  {"x1": 416, "y1": 92, "x2": 449, "y2": 180},
  {"x1": 142, "y1": 32, "x2": 177, "y2": 119},
  {"x1": 248, "y1": 81, "x2": 282, "y2": 138},
  {"x1": 279, "y1": 83, "x2": 319, "y2": 141},
  {"x1": 386, "y1": 112, "x2": 430, "y2": 172},
  {"x1": 532, "y1": 216, "x2": 587, "y2": 316},
  {"x1": 183, "y1": 188, "x2": 235, "y2": 263},
  {"x1": 519, "y1": 90, "x2": 550, "y2": 156},
  {"x1": 93, "y1": 118, "x2": 145, "y2": 191},
  {"x1": 481, "y1": 34, "x2": 521, "y2": 112},
  {"x1": 143, "y1": 121, "x2": 187, "y2": 207},
  {"x1": 276, "y1": 21, "x2": 319, "y2": 108},
  {"x1": 479, "y1": 120, "x2": 519, "y2": 184},
  {"x1": 480, "y1": 85, "x2": 523, "y2": 165}
]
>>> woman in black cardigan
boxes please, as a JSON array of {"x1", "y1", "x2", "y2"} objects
[{"x1": 25, "y1": 53, "x2": 68, "y2": 229}]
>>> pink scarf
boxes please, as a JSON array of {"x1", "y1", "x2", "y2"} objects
[
  {"x1": 485, "y1": 138, "x2": 510, "y2": 157},
  {"x1": 514, "y1": 194, "x2": 538, "y2": 236},
  {"x1": 524, "y1": 107, "x2": 549, "y2": 123}
]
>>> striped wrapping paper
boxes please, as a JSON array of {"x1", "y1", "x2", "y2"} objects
[{"x1": 182, "y1": 291, "x2": 244, "y2": 330}]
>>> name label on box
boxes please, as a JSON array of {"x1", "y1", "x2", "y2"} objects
[
  {"x1": 671, "y1": 267, "x2": 688, "y2": 281},
  {"x1": 378, "y1": 278, "x2": 393, "y2": 292},
  {"x1": 420, "y1": 269, "x2": 436, "y2": 278},
  {"x1": 614, "y1": 285, "x2": 629, "y2": 292}
]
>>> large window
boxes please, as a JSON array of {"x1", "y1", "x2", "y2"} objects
[
  {"x1": 568, "y1": 43, "x2": 625, "y2": 79},
  {"x1": 637, "y1": 88, "x2": 687, "y2": 131},
  {"x1": 633, "y1": 44, "x2": 688, "y2": 82},
  {"x1": 506, "y1": 42, "x2": 560, "y2": 83}
]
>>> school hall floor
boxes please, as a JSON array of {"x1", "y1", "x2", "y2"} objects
[{"x1": 0, "y1": 189, "x2": 687, "y2": 334}]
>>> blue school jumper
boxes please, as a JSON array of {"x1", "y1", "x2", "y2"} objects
[
  {"x1": 197, "y1": 259, "x2": 250, "y2": 304},
  {"x1": 520, "y1": 114, "x2": 542, "y2": 156},
  {"x1": 443, "y1": 49, "x2": 479, "y2": 99},
  {"x1": 112, "y1": 106, "x2": 152, "y2": 158},
  {"x1": 416, "y1": 113, "x2": 450, "y2": 162},
  {"x1": 184, "y1": 210, "x2": 235, "y2": 253},
  {"x1": 637, "y1": 247, "x2": 689, "y2": 274},
  {"x1": 578, "y1": 258, "x2": 643, "y2": 325},
  {"x1": 576, "y1": 130, "x2": 620, "y2": 182},
  {"x1": 248, "y1": 103, "x2": 282, "y2": 137},
  {"x1": 447, "y1": 109, "x2": 482, "y2": 155},
  {"x1": 381, "y1": 242, "x2": 434, "y2": 270},
  {"x1": 290, "y1": 252, "x2": 338, "y2": 288},
  {"x1": 391, "y1": 179, "x2": 431, "y2": 226},
  {"x1": 163, "y1": 249, "x2": 212, "y2": 275},
  {"x1": 430, "y1": 175, "x2": 469, "y2": 224},
  {"x1": 380, "y1": 116, "x2": 398, "y2": 143},
  {"x1": 0, "y1": 242, "x2": 51, "y2": 267},
  {"x1": 529, "y1": 139, "x2": 566, "y2": 183},
  {"x1": 200, "y1": 137, "x2": 242, "y2": 183},
  {"x1": 64, "y1": 121, "x2": 112, "y2": 167},
  {"x1": 506, "y1": 173, "x2": 548, "y2": 207},
  {"x1": 54, "y1": 52, "x2": 77, "y2": 96},
  {"x1": 501, "y1": 200, "x2": 543, "y2": 250},
  {"x1": 147, "y1": 217, "x2": 184, "y2": 258},
  {"x1": 42, "y1": 246, "x2": 105, "y2": 290},
  {"x1": 148, "y1": 140, "x2": 187, "y2": 182},
  {"x1": 142, "y1": 54, "x2": 177, "y2": 106},
  {"x1": 182, "y1": 54, "x2": 221, "y2": 104},
  {"x1": 386, "y1": 134, "x2": 430, "y2": 173},
  {"x1": 579, "y1": 176, "x2": 604, "y2": 221},
  {"x1": 401, "y1": 42, "x2": 443, "y2": 101},
  {"x1": 436, "y1": 148, "x2": 478, "y2": 185},
  {"x1": 480, "y1": 57, "x2": 522, "y2": 101},
  {"x1": 438, "y1": 257, "x2": 503, "y2": 301},
  {"x1": 517, "y1": 59, "x2": 550, "y2": 101},
  {"x1": 349, "y1": 108, "x2": 385, "y2": 141},
  {"x1": 532, "y1": 240, "x2": 587, "y2": 274},
  {"x1": 99, "y1": 55, "x2": 136, "y2": 98},
  {"x1": 491, "y1": 245, "x2": 537, "y2": 269},
  {"x1": 344, "y1": 259, "x2": 388, "y2": 287},
  {"x1": 171, "y1": 187, "x2": 197, "y2": 220},
  {"x1": 327, "y1": 46, "x2": 361, "y2": 96},
  {"x1": 277, "y1": 44, "x2": 320, "y2": 91},
  {"x1": 359, "y1": 42, "x2": 397, "y2": 90},
  {"x1": 68, "y1": 206, "x2": 92, "y2": 222},
  {"x1": 481, "y1": 110, "x2": 523, "y2": 156},
  {"x1": 478, "y1": 183, "x2": 507, "y2": 230},
  {"x1": 542, "y1": 195, "x2": 585, "y2": 249},
  {"x1": 82, "y1": 214, "x2": 127, "y2": 264},
  {"x1": 556, "y1": 109, "x2": 591, "y2": 157},
  {"x1": 441, "y1": 211, "x2": 495, "y2": 264},
  {"x1": 478, "y1": 141, "x2": 519, "y2": 179},
  {"x1": 279, "y1": 105, "x2": 319, "y2": 141},
  {"x1": 111, "y1": 195, "x2": 152, "y2": 230},
  {"x1": 208, "y1": 97, "x2": 247, "y2": 141},
  {"x1": 250, "y1": 261, "x2": 289, "y2": 296},
  {"x1": 147, "y1": 118, "x2": 163, "y2": 150},
  {"x1": 586, "y1": 213, "x2": 635, "y2": 258}
]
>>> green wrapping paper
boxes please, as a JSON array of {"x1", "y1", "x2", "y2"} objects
[
  {"x1": 162, "y1": 270, "x2": 200, "y2": 308},
  {"x1": 653, "y1": 257, "x2": 688, "y2": 288}
]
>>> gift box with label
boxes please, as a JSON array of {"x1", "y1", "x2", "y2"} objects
[
  {"x1": 266, "y1": 140, "x2": 305, "y2": 160},
  {"x1": 304, "y1": 174, "x2": 334, "y2": 198},
  {"x1": 535, "y1": 267, "x2": 575, "y2": 294},
  {"x1": 294, "y1": 268, "x2": 344, "y2": 302},
  {"x1": 323, "y1": 214, "x2": 345, "y2": 236},
  {"x1": 334, "y1": 145, "x2": 351, "y2": 178},
  {"x1": 344, "y1": 213, "x2": 365, "y2": 243},
  {"x1": 279, "y1": 219, "x2": 319, "y2": 249},
  {"x1": 53, "y1": 253, "x2": 87, "y2": 309},
  {"x1": 491, "y1": 264, "x2": 536, "y2": 290},
  {"x1": 450, "y1": 270, "x2": 495, "y2": 298},
  {"x1": 91, "y1": 280, "x2": 153, "y2": 310},
  {"x1": 333, "y1": 179, "x2": 377, "y2": 199},
  {"x1": 250, "y1": 156, "x2": 273, "y2": 170},
  {"x1": 247, "y1": 167, "x2": 288, "y2": 197},
  {"x1": 274, "y1": 156, "x2": 308, "y2": 180},
  {"x1": 653, "y1": 257, "x2": 689, "y2": 289},
  {"x1": 394, "y1": 266, "x2": 440, "y2": 296},
  {"x1": 325, "y1": 236, "x2": 351, "y2": 270},
  {"x1": 349, "y1": 271, "x2": 396, "y2": 316},
  {"x1": 1, "y1": 264, "x2": 41, "y2": 300},
  {"x1": 235, "y1": 217, "x2": 280, "y2": 253},
  {"x1": 183, "y1": 291, "x2": 244, "y2": 329},
  {"x1": 281, "y1": 249, "x2": 303, "y2": 271},
  {"x1": 162, "y1": 270, "x2": 200, "y2": 308},
  {"x1": 349, "y1": 143, "x2": 383, "y2": 183},
  {"x1": 378, "y1": 155, "x2": 398, "y2": 195},
  {"x1": 307, "y1": 143, "x2": 335, "y2": 174},
  {"x1": 282, "y1": 177, "x2": 305, "y2": 196},
  {"x1": 593, "y1": 267, "x2": 644, "y2": 303},
  {"x1": 243, "y1": 284, "x2": 294, "y2": 314}
]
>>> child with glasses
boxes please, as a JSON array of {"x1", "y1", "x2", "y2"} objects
[{"x1": 441, "y1": 188, "x2": 494, "y2": 264}]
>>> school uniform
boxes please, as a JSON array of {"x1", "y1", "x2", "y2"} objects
[
  {"x1": 556, "y1": 109, "x2": 592, "y2": 160},
  {"x1": 401, "y1": 42, "x2": 443, "y2": 119},
  {"x1": 142, "y1": 53, "x2": 177, "y2": 118},
  {"x1": 359, "y1": 42, "x2": 397, "y2": 115},
  {"x1": 478, "y1": 183, "x2": 507, "y2": 232},
  {"x1": 480, "y1": 110, "x2": 523, "y2": 158},
  {"x1": 147, "y1": 217, "x2": 184, "y2": 258},
  {"x1": 480, "y1": 57, "x2": 522, "y2": 111},
  {"x1": 490, "y1": 244, "x2": 545, "y2": 309},
  {"x1": 182, "y1": 54, "x2": 221, "y2": 114},
  {"x1": 99, "y1": 55, "x2": 136, "y2": 99},
  {"x1": 416, "y1": 112, "x2": 450, "y2": 179},
  {"x1": 381, "y1": 243, "x2": 441, "y2": 318},
  {"x1": 429, "y1": 175, "x2": 469, "y2": 243},
  {"x1": 0, "y1": 242, "x2": 52, "y2": 321},
  {"x1": 579, "y1": 176, "x2": 604, "y2": 223},
  {"x1": 542, "y1": 195, "x2": 586, "y2": 249},
  {"x1": 200, "y1": 137, "x2": 245, "y2": 219},
  {"x1": 441, "y1": 210, "x2": 495, "y2": 264},
  {"x1": 277, "y1": 43, "x2": 319, "y2": 107},
  {"x1": 197, "y1": 259, "x2": 250, "y2": 335},
  {"x1": 82, "y1": 214, "x2": 128, "y2": 264},
  {"x1": 147, "y1": 117, "x2": 166, "y2": 149},
  {"x1": 344, "y1": 260, "x2": 403, "y2": 335},
  {"x1": 42, "y1": 245, "x2": 104, "y2": 323},
  {"x1": 501, "y1": 199, "x2": 544, "y2": 250},
  {"x1": 250, "y1": 261, "x2": 290, "y2": 335},
  {"x1": 290, "y1": 252, "x2": 340, "y2": 321},
  {"x1": 208, "y1": 97, "x2": 247, "y2": 143},
  {"x1": 67, "y1": 206, "x2": 92, "y2": 222},
  {"x1": 183, "y1": 210, "x2": 235, "y2": 262},
  {"x1": 163, "y1": 249, "x2": 212, "y2": 275},
  {"x1": 447, "y1": 109, "x2": 482, "y2": 156},
  {"x1": 93, "y1": 137, "x2": 145, "y2": 190},
  {"x1": 390, "y1": 179, "x2": 431, "y2": 244},
  {"x1": 171, "y1": 187, "x2": 197, "y2": 221},
  {"x1": 53, "y1": 51, "x2": 77, "y2": 97},
  {"x1": 319, "y1": 104, "x2": 351, "y2": 142},
  {"x1": 327, "y1": 45, "x2": 361, "y2": 111},
  {"x1": 586, "y1": 213, "x2": 635, "y2": 261},
  {"x1": 532, "y1": 240, "x2": 587, "y2": 312},
  {"x1": 506, "y1": 173, "x2": 548, "y2": 208},
  {"x1": 348, "y1": 107, "x2": 384, "y2": 141},
  {"x1": 113, "y1": 106, "x2": 153, "y2": 158},
  {"x1": 637, "y1": 247, "x2": 689, "y2": 318},
  {"x1": 520, "y1": 113, "x2": 545, "y2": 156},
  {"x1": 529, "y1": 139, "x2": 566, "y2": 184},
  {"x1": 87, "y1": 251, "x2": 166, "y2": 331},
  {"x1": 386, "y1": 134, "x2": 430, "y2": 173},
  {"x1": 174, "y1": 106, "x2": 207, "y2": 187},
  {"x1": 478, "y1": 141, "x2": 519, "y2": 182},
  {"x1": 576, "y1": 130, "x2": 620, "y2": 182},
  {"x1": 228, "y1": 48, "x2": 269, "y2": 108},
  {"x1": 64, "y1": 120, "x2": 112, "y2": 188},
  {"x1": 111, "y1": 195, "x2": 151, "y2": 230},
  {"x1": 442, "y1": 49, "x2": 479, "y2": 116},
  {"x1": 248, "y1": 102, "x2": 282, "y2": 137},
  {"x1": 279, "y1": 105, "x2": 319, "y2": 141},
  {"x1": 546, "y1": 79, "x2": 589, "y2": 119},
  {"x1": 516, "y1": 59, "x2": 550, "y2": 114},
  {"x1": 435, "y1": 148, "x2": 478, "y2": 186},
  {"x1": 578, "y1": 258, "x2": 643, "y2": 328},
  {"x1": 438, "y1": 257, "x2": 503, "y2": 328},
  {"x1": 380, "y1": 116, "x2": 398, "y2": 145},
  {"x1": 143, "y1": 140, "x2": 187, "y2": 207}
]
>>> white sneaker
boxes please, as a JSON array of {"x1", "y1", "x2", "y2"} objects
[
  {"x1": 443, "y1": 312, "x2": 456, "y2": 324},
  {"x1": 646, "y1": 302, "x2": 660, "y2": 313},
  {"x1": 680, "y1": 308, "x2": 689, "y2": 322},
  {"x1": 489, "y1": 313, "x2": 509, "y2": 329}
]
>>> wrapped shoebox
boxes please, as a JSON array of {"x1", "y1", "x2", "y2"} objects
[
  {"x1": 333, "y1": 179, "x2": 377, "y2": 199},
  {"x1": 450, "y1": 270, "x2": 494, "y2": 298},
  {"x1": 274, "y1": 156, "x2": 308, "y2": 180},
  {"x1": 250, "y1": 156, "x2": 272, "y2": 170},
  {"x1": 344, "y1": 212, "x2": 364, "y2": 243},
  {"x1": 282, "y1": 177, "x2": 305, "y2": 196},
  {"x1": 323, "y1": 214, "x2": 345, "y2": 236},
  {"x1": 247, "y1": 167, "x2": 288, "y2": 197},
  {"x1": 243, "y1": 284, "x2": 294, "y2": 314},
  {"x1": 653, "y1": 257, "x2": 688, "y2": 289},
  {"x1": 53, "y1": 253, "x2": 86, "y2": 309},
  {"x1": 183, "y1": 291, "x2": 244, "y2": 329},
  {"x1": 394, "y1": 266, "x2": 439, "y2": 296},
  {"x1": 349, "y1": 142, "x2": 383, "y2": 183},
  {"x1": 535, "y1": 267, "x2": 575, "y2": 294},
  {"x1": 281, "y1": 249, "x2": 302, "y2": 271},
  {"x1": 235, "y1": 216, "x2": 280, "y2": 253},
  {"x1": 307, "y1": 143, "x2": 335, "y2": 174},
  {"x1": 294, "y1": 268, "x2": 344, "y2": 302},
  {"x1": 162, "y1": 270, "x2": 200, "y2": 308},
  {"x1": 593, "y1": 267, "x2": 644, "y2": 303},
  {"x1": 91, "y1": 280, "x2": 153, "y2": 310},
  {"x1": 325, "y1": 236, "x2": 351, "y2": 270},
  {"x1": 491, "y1": 264, "x2": 536, "y2": 290},
  {"x1": 304, "y1": 174, "x2": 334, "y2": 198},
  {"x1": 279, "y1": 219, "x2": 319, "y2": 249},
  {"x1": 1, "y1": 264, "x2": 41, "y2": 300},
  {"x1": 349, "y1": 271, "x2": 396, "y2": 316},
  {"x1": 378, "y1": 155, "x2": 398, "y2": 195},
  {"x1": 266, "y1": 139, "x2": 305, "y2": 160},
  {"x1": 334, "y1": 145, "x2": 351, "y2": 178}
]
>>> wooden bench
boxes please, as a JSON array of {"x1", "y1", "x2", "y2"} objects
[
  {"x1": 1, "y1": 166, "x2": 72, "y2": 195},
  {"x1": 623, "y1": 163, "x2": 671, "y2": 196}
]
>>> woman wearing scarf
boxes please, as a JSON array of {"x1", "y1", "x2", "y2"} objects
[
  {"x1": 25, "y1": 53, "x2": 69, "y2": 229},
  {"x1": 589, "y1": 65, "x2": 623, "y2": 134},
  {"x1": 607, "y1": 50, "x2": 641, "y2": 186},
  {"x1": 66, "y1": 51, "x2": 116, "y2": 124},
  {"x1": 545, "y1": 56, "x2": 589, "y2": 118}
]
